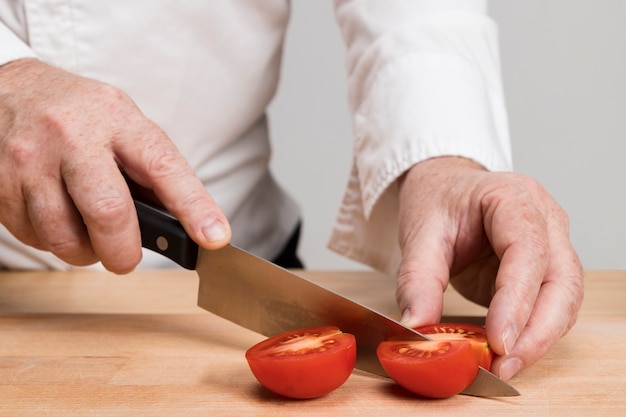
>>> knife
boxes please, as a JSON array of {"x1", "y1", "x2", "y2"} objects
[{"x1": 133, "y1": 197, "x2": 519, "y2": 397}]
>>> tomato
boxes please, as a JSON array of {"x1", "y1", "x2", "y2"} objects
[
  {"x1": 377, "y1": 340, "x2": 479, "y2": 398},
  {"x1": 245, "y1": 326, "x2": 356, "y2": 399},
  {"x1": 415, "y1": 323, "x2": 495, "y2": 370}
]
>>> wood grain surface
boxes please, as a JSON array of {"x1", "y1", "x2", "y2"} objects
[{"x1": 0, "y1": 269, "x2": 623, "y2": 416}]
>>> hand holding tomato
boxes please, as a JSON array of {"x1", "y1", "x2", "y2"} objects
[{"x1": 395, "y1": 157, "x2": 584, "y2": 381}]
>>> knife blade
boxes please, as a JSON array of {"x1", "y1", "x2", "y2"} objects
[{"x1": 133, "y1": 198, "x2": 519, "y2": 397}]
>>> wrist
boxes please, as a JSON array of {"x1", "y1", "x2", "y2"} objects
[{"x1": 399, "y1": 156, "x2": 486, "y2": 188}]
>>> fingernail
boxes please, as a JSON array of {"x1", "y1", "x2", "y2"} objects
[
  {"x1": 502, "y1": 326, "x2": 518, "y2": 355},
  {"x1": 202, "y1": 217, "x2": 227, "y2": 242},
  {"x1": 498, "y1": 358, "x2": 523, "y2": 381},
  {"x1": 400, "y1": 308, "x2": 411, "y2": 325}
]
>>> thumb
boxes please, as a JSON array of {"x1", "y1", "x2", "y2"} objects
[{"x1": 396, "y1": 222, "x2": 451, "y2": 328}]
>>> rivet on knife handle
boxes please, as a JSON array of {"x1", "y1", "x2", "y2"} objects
[{"x1": 133, "y1": 199, "x2": 198, "y2": 270}]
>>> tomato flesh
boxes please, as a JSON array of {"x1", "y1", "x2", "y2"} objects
[
  {"x1": 415, "y1": 323, "x2": 495, "y2": 370},
  {"x1": 377, "y1": 340, "x2": 479, "y2": 398},
  {"x1": 245, "y1": 326, "x2": 356, "y2": 399}
]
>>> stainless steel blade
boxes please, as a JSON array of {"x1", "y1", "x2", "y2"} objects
[
  {"x1": 195, "y1": 245, "x2": 519, "y2": 397},
  {"x1": 462, "y1": 367, "x2": 520, "y2": 397}
]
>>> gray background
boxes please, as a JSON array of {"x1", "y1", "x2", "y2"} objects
[{"x1": 268, "y1": 1, "x2": 626, "y2": 271}]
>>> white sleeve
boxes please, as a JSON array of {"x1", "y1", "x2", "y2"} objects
[
  {"x1": 0, "y1": 22, "x2": 36, "y2": 65},
  {"x1": 329, "y1": 0, "x2": 512, "y2": 274}
]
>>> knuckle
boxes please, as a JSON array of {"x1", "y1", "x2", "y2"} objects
[
  {"x1": 40, "y1": 104, "x2": 77, "y2": 139},
  {"x1": 25, "y1": 206, "x2": 98, "y2": 265},
  {"x1": 93, "y1": 83, "x2": 136, "y2": 113},
  {"x1": 564, "y1": 271, "x2": 585, "y2": 328},
  {"x1": 2, "y1": 134, "x2": 39, "y2": 169},
  {"x1": 94, "y1": 82, "x2": 126, "y2": 100},
  {"x1": 81, "y1": 195, "x2": 131, "y2": 231},
  {"x1": 47, "y1": 236, "x2": 89, "y2": 262},
  {"x1": 176, "y1": 190, "x2": 211, "y2": 217},
  {"x1": 145, "y1": 144, "x2": 185, "y2": 178},
  {"x1": 517, "y1": 173, "x2": 543, "y2": 192}
]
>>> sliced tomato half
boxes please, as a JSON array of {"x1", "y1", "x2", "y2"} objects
[
  {"x1": 245, "y1": 326, "x2": 356, "y2": 399},
  {"x1": 377, "y1": 340, "x2": 479, "y2": 398},
  {"x1": 415, "y1": 323, "x2": 495, "y2": 370}
]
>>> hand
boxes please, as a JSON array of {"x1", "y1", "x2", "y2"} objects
[
  {"x1": 0, "y1": 59, "x2": 231, "y2": 272},
  {"x1": 395, "y1": 156, "x2": 583, "y2": 381}
]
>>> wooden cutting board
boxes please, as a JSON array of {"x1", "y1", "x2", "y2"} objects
[{"x1": 0, "y1": 269, "x2": 624, "y2": 416}]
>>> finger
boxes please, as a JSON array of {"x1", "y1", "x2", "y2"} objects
[
  {"x1": 62, "y1": 157, "x2": 142, "y2": 273},
  {"x1": 492, "y1": 208, "x2": 583, "y2": 380},
  {"x1": 115, "y1": 125, "x2": 231, "y2": 250},
  {"x1": 482, "y1": 185, "x2": 550, "y2": 357},
  {"x1": 491, "y1": 266, "x2": 583, "y2": 381},
  {"x1": 24, "y1": 177, "x2": 98, "y2": 266},
  {"x1": 484, "y1": 239, "x2": 548, "y2": 356},
  {"x1": 396, "y1": 218, "x2": 451, "y2": 328}
]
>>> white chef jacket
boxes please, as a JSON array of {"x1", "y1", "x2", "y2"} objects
[{"x1": 0, "y1": 0, "x2": 512, "y2": 274}]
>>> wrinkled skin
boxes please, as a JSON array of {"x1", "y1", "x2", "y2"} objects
[
  {"x1": 0, "y1": 59, "x2": 231, "y2": 272},
  {"x1": 396, "y1": 156, "x2": 584, "y2": 381}
]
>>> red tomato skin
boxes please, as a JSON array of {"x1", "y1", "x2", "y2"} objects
[
  {"x1": 245, "y1": 326, "x2": 356, "y2": 399},
  {"x1": 415, "y1": 323, "x2": 495, "y2": 370},
  {"x1": 377, "y1": 340, "x2": 479, "y2": 399}
]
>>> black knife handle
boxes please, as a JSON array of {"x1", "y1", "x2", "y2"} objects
[{"x1": 132, "y1": 198, "x2": 199, "y2": 270}]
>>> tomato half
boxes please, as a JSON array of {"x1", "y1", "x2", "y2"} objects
[
  {"x1": 415, "y1": 323, "x2": 494, "y2": 370},
  {"x1": 377, "y1": 340, "x2": 479, "y2": 398},
  {"x1": 245, "y1": 326, "x2": 356, "y2": 399}
]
